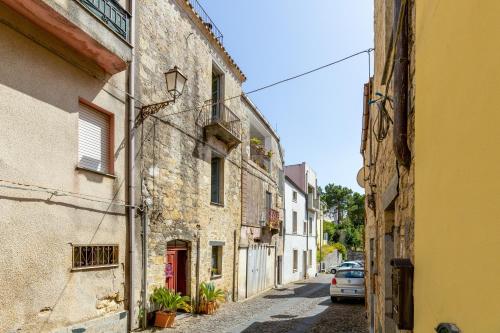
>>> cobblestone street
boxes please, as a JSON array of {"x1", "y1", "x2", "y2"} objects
[{"x1": 153, "y1": 274, "x2": 367, "y2": 333}]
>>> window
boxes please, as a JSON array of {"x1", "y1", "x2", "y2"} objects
[
  {"x1": 335, "y1": 270, "x2": 365, "y2": 279},
  {"x1": 211, "y1": 67, "x2": 223, "y2": 119},
  {"x1": 292, "y1": 211, "x2": 298, "y2": 234},
  {"x1": 309, "y1": 217, "x2": 313, "y2": 234},
  {"x1": 211, "y1": 156, "x2": 224, "y2": 204},
  {"x1": 303, "y1": 220, "x2": 307, "y2": 235},
  {"x1": 292, "y1": 191, "x2": 297, "y2": 202},
  {"x1": 293, "y1": 250, "x2": 298, "y2": 272},
  {"x1": 266, "y1": 191, "x2": 272, "y2": 209},
  {"x1": 211, "y1": 245, "x2": 223, "y2": 277},
  {"x1": 78, "y1": 100, "x2": 114, "y2": 174},
  {"x1": 308, "y1": 250, "x2": 312, "y2": 268},
  {"x1": 72, "y1": 245, "x2": 118, "y2": 269}
]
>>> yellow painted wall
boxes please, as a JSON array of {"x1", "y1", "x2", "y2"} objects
[{"x1": 415, "y1": 1, "x2": 500, "y2": 332}]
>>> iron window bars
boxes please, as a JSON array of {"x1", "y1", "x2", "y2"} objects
[{"x1": 72, "y1": 245, "x2": 119, "y2": 269}]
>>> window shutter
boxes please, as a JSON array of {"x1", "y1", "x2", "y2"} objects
[
  {"x1": 211, "y1": 158, "x2": 219, "y2": 203},
  {"x1": 79, "y1": 106, "x2": 110, "y2": 173}
]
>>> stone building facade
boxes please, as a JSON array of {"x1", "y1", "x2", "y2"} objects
[
  {"x1": 360, "y1": 0, "x2": 415, "y2": 332},
  {"x1": 237, "y1": 95, "x2": 285, "y2": 300},
  {"x1": 135, "y1": 0, "x2": 247, "y2": 317},
  {"x1": 0, "y1": 0, "x2": 132, "y2": 332}
]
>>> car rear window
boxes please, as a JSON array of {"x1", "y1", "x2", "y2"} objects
[{"x1": 335, "y1": 270, "x2": 364, "y2": 278}]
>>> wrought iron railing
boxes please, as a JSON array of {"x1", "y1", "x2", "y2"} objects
[
  {"x1": 187, "y1": 0, "x2": 223, "y2": 44},
  {"x1": 75, "y1": 0, "x2": 130, "y2": 40},
  {"x1": 199, "y1": 100, "x2": 241, "y2": 141},
  {"x1": 72, "y1": 245, "x2": 119, "y2": 269},
  {"x1": 267, "y1": 208, "x2": 280, "y2": 230}
]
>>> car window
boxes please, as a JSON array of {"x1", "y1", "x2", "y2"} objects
[{"x1": 335, "y1": 270, "x2": 365, "y2": 278}]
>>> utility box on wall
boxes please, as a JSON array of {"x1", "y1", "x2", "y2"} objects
[{"x1": 390, "y1": 258, "x2": 414, "y2": 330}]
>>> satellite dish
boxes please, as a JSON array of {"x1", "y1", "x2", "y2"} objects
[{"x1": 356, "y1": 167, "x2": 365, "y2": 188}]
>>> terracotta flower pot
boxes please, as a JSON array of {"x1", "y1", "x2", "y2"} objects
[
  {"x1": 154, "y1": 310, "x2": 176, "y2": 328},
  {"x1": 200, "y1": 301, "x2": 217, "y2": 315}
]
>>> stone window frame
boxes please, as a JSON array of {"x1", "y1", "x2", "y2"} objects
[
  {"x1": 292, "y1": 190, "x2": 297, "y2": 202},
  {"x1": 210, "y1": 241, "x2": 224, "y2": 279}
]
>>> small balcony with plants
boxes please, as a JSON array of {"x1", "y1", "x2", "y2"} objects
[
  {"x1": 250, "y1": 136, "x2": 273, "y2": 172},
  {"x1": 199, "y1": 100, "x2": 242, "y2": 150}
]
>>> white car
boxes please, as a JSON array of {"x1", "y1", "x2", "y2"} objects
[
  {"x1": 328, "y1": 261, "x2": 362, "y2": 274},
  {"x1": 330, "y1": 267, "x2": 365, "y2": 302}
]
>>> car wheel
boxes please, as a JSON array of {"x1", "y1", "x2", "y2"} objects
[
  {"x1": 330, "y1": 296, "x2": 335, "y2": 303},
  {"x1": 330, "y1": 269, "x2": 336, "y2": 274}
]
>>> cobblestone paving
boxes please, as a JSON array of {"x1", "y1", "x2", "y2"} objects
[{"x1": 151, "y1": 274, "x2": 368, "y2": 333}]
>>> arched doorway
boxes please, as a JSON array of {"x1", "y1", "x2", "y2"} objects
[{"x1": 166, "y1": 240, "x2": 190, "y2": 296}]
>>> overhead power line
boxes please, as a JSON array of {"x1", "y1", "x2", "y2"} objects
[{"x1": 158, "y1": 48, "x2": 374, "y2": 120}]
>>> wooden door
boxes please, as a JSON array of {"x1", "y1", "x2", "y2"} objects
[{"x1": 166, "y1": 250, "x2": 177, "y2": 291}]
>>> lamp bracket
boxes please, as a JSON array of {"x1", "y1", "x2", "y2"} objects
[{"x1": 139, "y1": 99, "x2": 175, "y2": 122}]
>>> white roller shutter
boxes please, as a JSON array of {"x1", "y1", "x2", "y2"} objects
[{"x1": 78, "y1": 105, "x2": 110, "y2": 173}]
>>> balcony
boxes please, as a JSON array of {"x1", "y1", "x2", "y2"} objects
[
  {"x1": 199, "y1": 101, "x2": 241, "y2": 150},
  {"x1": 308, "y1": 193, "x2": 320, "y2": 211},
  {"x1": 267, "y1": 208, "x2": 280, "y2": 230},
  {"x1": 2, "y1": 0, "x2": 132, "y2": 74},
  {"x1": 75, "y1": 0, "x2": 130, "y2": 40}
]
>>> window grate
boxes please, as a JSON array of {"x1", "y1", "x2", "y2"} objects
[{"x1": 72, "y1": 245, "x2": 119, "y2": 269}]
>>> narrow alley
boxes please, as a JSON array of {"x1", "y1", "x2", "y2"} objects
[{"x1": 156, "y1": 274, "x2": 367, "y2": 333}]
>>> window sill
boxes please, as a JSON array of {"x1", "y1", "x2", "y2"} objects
[
  {"x1": 210, "y1": 202, "x2": 224, "y2": 207},
  {"x1": 71, "y1": 264, "x2": 119, "y2": 272},
  {"x1": 76, "y1": 165, "x2": 116, "y2": 179},
  {"x1": 210, "y1": 274, "x2": 222, "y2": 280}
]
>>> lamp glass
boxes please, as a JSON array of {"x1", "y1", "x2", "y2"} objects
[{"x1": 164, "y1": 66, "x2": 187, "y2": 100}]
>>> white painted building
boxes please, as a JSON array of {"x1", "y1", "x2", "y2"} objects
[{"x1": 282, "y1": 162, "x2": 319, "y2": 284}]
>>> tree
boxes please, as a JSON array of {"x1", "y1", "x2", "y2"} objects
[
  {"x1": 321, "y1": 183, "x2": 353, "y2": 223},
  {"x1": 320, "y1": 182, "x2": 366, "y2": 250}
]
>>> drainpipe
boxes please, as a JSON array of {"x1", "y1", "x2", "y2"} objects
[
  {"x1": 232, "y1": 229, "x2": 237, "y2": 301},
  {"x1": 141, "y1": 205, "x2": 148, "y2": 329},
  {"x1": 127, "y1": 0, "x2": 136, "y2": 330},
  {"x1": 393, "y1": 0, "x2": 411, "y2": 169},
  {"x1": 195, "y1": 235, "x2": 201, "y2": 310}
]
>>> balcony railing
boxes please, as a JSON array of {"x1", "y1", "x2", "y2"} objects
[
  {"x1": 187, "y1": 0, "x2": 223, "y2": 44},
  {"x1": 75, "y1": 0, "x2": 130, "y2": 40},
  {"x1": 267, "y1": 208, "x2": 280, "y2": 230},
  {"x1": 199, "y1": 100, "x2": 241, "y2": 149}
]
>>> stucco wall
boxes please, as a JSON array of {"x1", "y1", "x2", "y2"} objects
[
  {"x1": 415, "y1": 1, "x2": 500, "y2": 332},
  {"x1": 0, "y1": 9, "x2": 128, "y2": 333},
  {"x1": 283, "y1": 180, "x2": 317, "y2": 284}
]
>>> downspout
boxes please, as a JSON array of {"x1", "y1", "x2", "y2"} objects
[
  {"x1": 393, "y1": 0, "x2": 411, "y2": 169},
  {"x1": 141, "y1": 205, "x2": 148, "y2": 329},
  {"x1": 127, "y1": 0, "x2": 136, "y2": 330}
]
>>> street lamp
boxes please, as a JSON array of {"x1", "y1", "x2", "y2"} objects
[{"x1": 140, "y1": 66, "x2": 187, "y2": 119}]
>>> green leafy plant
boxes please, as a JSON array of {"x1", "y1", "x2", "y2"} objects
[
  {"x1": 250, "y1": 137, "x2": 262, "y2": 146},
  {"x1": 266, "y1": 150, "x2": 273, "y2": 158},
  {"x1": 199, "y1": 282, "x2": 225, "y2": 303},
  {"x1": 150, "y1": 287, "x2": 192, "y2": 313}
]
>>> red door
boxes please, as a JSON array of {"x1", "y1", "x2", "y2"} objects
[{"x1": 166, "y1": 250, "x2": 177, "y2": 291}]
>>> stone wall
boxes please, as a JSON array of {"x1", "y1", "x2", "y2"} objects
[
  {"x1": 362, "y1": 0, "x2": 415, "y2": 332},
  {"x1": 136, "y1": 0, "x2": 245, "y2": 311}
]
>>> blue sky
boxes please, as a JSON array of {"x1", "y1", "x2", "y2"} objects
[{"x1": 199, "y1": 1, "x2": 374, "y2": 191}]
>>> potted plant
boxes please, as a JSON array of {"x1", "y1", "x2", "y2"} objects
[
  {"x1": 199, "y1": 282, "x2": 225, "y2": 315},
  {"x1": 150, "y1": 287, "x2": 192, "y2": 328}
]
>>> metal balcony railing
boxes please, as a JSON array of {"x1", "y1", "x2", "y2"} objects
[
  {"x1": 187, "y1": 0, "x2": 223, "y2": 44},
  {"x1": 199, "y1": 100, "x2": 241, "y2": 142},
  {"x1": 75, "y1": 0, "x2": 130, "y2": 40},
  {"x1": 267, "y1": 208, "x2": 280, "y2": 230}
]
